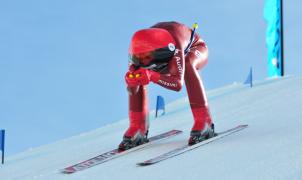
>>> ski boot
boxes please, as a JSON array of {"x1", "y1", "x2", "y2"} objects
[
  {"x1": 118, "y1": 131, "x2": 149, "y2": 152},
  {"x1": 188, "y1": 124, "x2": 217, "y2": 146}
]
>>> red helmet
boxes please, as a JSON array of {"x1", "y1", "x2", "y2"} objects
[{"x1": 129, "y1": 28, "x2": 176, "y2": 69}]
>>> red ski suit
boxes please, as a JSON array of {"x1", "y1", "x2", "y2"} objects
[{"x1": 125, "y1": 22, "x2": 212, "y2": 138}]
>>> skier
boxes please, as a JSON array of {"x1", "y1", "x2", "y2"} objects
[{"x1": 119, "y1": 21, "x2": 215, "y2": 151}]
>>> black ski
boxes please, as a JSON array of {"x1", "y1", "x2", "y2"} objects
[
  {"x1": 137, "y1": 125, "x2": 248, "y2": 166},
  {"x1": 61, "y1": 129, "x2": 182, "y2": 174}
]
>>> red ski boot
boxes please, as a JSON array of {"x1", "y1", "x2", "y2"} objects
[
  {"x1": 118, "y1": 111, "x2": 149, "y2": 151},
  {"x1": 188, "y1": 107, "x2": 216, "y2": 145}
]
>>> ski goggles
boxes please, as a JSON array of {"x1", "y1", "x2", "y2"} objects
[{"x1": 129, "y1": 47, "x2": 175, "y2": 69}]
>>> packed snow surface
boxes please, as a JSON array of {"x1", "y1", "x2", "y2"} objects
[{"x1": 1, "y1": 76, "x2": 302, "y2": 180}]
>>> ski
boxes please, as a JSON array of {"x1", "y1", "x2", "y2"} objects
[
  {"x1": 137, "y1": 124, "x2": 248, "y2": 166},
  {"x1": 61, "y1": 129, "x2": 182, "y2": 174}
]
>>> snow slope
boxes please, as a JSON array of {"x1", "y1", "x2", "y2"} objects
[{"x1": 1, "y1": 76, "x2": 302, "y2": 180}]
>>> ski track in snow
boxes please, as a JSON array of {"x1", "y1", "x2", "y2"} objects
[{"x1": 1, "y1": 76, "x2": 302, "y2": 180}]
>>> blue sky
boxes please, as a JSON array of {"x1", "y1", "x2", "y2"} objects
[{"x1": 0, "y1": 0, "x2": 301, "y2": 155}]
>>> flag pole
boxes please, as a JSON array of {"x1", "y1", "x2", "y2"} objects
[
  {"x1": 280, "y1": 0, "x2": 284, "y2": 76},
  {"x1": 1, "y1": 130, "x2": 4, "y2": 164}
]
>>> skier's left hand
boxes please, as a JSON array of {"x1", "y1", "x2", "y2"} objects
[{"x1": 125, "y1": 68, "x2": 160, "y2": 87}]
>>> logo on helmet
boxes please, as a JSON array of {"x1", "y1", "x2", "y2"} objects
[{"x1": 168, "y1": 43, "x2": 176, "y2": 51}]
